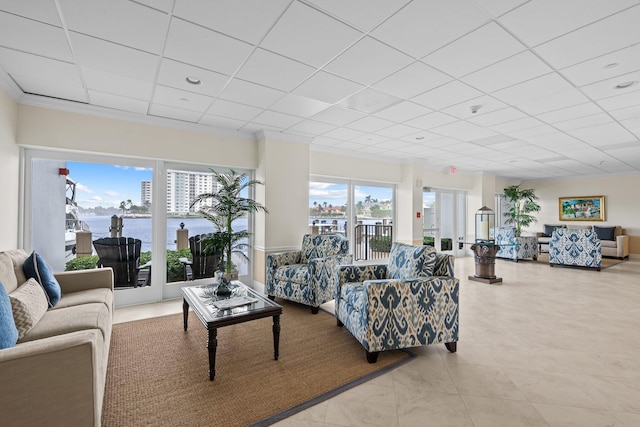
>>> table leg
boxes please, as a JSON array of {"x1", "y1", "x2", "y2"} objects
[
  {"x1": 183, "y1": 299, "x2": 189, "y2": 331},
  {"x1": 272, "y1": 315, "x2": 280, "y2": 360},
  {"x1": 208, "y1": 328, "x2": 218, "y2": 381}
]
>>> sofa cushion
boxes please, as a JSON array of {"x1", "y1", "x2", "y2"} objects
[
  {"x1": 388, "y1": 242, "x2": 427, "y2": 280},
  {"x1": 600, "y1": 240, "x2": 617, "y2": 248},
  {"x1": 10, "y1": 278, "x2": 49, "y2": 341},
  {"x1": 2, "y1": 249, "x2": 29, "y2": 285},
  {"x1": 339, "y1": 283, "x2": 366, "y2": 315},
  {"x1": 543, "y1": 224, "x2": 565, "y2": 237},
  {"x1": 0, "y1": 282, "x2": 19, "y2": 349},
  {"x1": 23, "y1": 252, "x2": 62, "y2": 307},
  {"x1": 273, "y1": 264, "x2": 309, "y2": 285},
  {"x1": 20, "y1": 302, "x2": 110, "y2": 343},
  {"x1": 54, "y1": 288, "x2": 113, "y2": 310},
  {"x1": 0, "y1": 253, "x2": 18, "y2": 293},
  {"x1": 593, "y1": 226, "x2": 616, "y2": 241}
]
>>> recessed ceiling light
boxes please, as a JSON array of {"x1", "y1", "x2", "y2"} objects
[
  {"x1": 604, "y1": 63, "x2": 619, "y2": 69},
  {"x1": 179, "y1": 97, "x2": 189, "y2": 102},
  {"x1": 615, "y1": 81, "x2": 638, "y2": 89},
  {"x1": 185, "y1": 76, "x2": 202, "y2": 85},
  {"x1": 415, "y1": 136, "x2": 425, "y2": 140},
  {"x1": 469, "y1": 104, "x2": 482, "y2": 114}
]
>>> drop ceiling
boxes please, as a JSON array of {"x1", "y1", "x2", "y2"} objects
[{"x1": 1, "y1": 0, "x2": 640, "y2": 180}]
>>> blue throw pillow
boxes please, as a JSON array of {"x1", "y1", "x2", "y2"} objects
[
  {"x1": 543, "y1": 224, "x2": 564, "y2": 237},
  {"x1": 0, "y1": 282, "x2": 19, "y2": 349},
  {"x1": 22, "y1": 252, "x2": 61, "y2": 307},
  {"x1": 593, "y1": 226, "x2": 616, "y2": 241}
]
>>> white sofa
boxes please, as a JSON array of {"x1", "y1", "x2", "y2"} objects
[{"x1": 0, "y1": 249, "x2": 114, "y2": 427}]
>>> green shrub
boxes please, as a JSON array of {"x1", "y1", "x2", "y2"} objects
[
  {"x1": 65, "y1": 255, "x2": 99, "y2": 271},
  {"x1": 369, "y1": 235, "x2": 392, "y2": 252}
]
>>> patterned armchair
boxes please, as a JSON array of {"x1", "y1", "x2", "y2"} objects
[
  {"x1": 549, "y1": 228, "x2": 602, "y2": 271},
  {"x1": 266, "y1": 233, "x2": 352, "y2": 314},
  {"x1": 490, "y1": 226, "x2": 538, "y2": 262},
  {"x1": 335, "y1": 242, "x2": 458, "y2": 363}
]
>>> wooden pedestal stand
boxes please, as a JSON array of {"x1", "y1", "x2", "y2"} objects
[{"x1": 468, "y1": 244, "x2": 502, "y2": 284}]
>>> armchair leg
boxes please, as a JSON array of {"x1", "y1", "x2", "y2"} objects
[
  {"x1": 337, "y1": 319, "x2": 343, "y2": 327},
  {"x1": 311, "y1": 306, "x2": 319, "y2": 314},
  {"x1": 445, "y1": 342, "x2": 457, "y2": 353},
  {"x1": 366, "y1": 351, "x2": 379, "y2": 364},
  {"x1": 267, "y1": 295, "x2": 275, "y2": 301}
]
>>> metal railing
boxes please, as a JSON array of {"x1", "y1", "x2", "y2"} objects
[{"x1": 353, "y1": 224, "x2": 393, "y2": 261}]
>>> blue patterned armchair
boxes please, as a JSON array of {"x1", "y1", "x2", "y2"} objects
[
  {"x1": 490, "y1": 226, "x2": 538, "y2": 262},
  {"x1": 549, "y1": 228, "x2": 602, "y2": 271},
  {"x1": 335, "y1": 242, "x2": 458, "y2": 363},
  {"x1": 266, "y1": 233, "x2": 352, "y2": 314}
]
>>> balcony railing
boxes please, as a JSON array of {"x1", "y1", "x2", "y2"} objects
[{"x1": 353, "y1": 224, "x2": 393, "y2": 261}]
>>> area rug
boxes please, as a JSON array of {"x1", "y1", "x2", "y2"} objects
[
  {"x1": 102, "y1": 300, "x2": 413, "y2": 427},
  {"x1": 535, "y1": 252, "x2": 624, "y2": 269}
]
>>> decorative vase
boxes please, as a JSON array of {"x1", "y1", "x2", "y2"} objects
[{"x1": 214, "y1": 271, "x2": 232, "y2": 296}]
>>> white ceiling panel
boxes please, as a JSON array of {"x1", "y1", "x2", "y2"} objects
[
  {"x1": 172, "y1": 0, "x2": 290, "y2": 45},
  {"x1": 293, "y1": 71, "x2": 363, "y2": 104},
  {"x1": 269, "y1": 93, "x2": 331, "y2": 117},
  {"x1": 0, "y1": 1, "x2": 61, "y2": 24},
  {"x1": 431, "y1": 120, "x2": 497, "y2": 140},
  {"x1": 468, "y1": 107, "x2": 528, "y2": 127},
  {"x1": 0, "y1": 12, "x2": 72, "y2": 61},
  {"x1": 288, "y1": 120, "x2": 336, "y2": 136},
  {"x1": 461, "y1": 51, "x2": 552, "y2": 93},
  {"x1": 533, "y1": 5, "x2": 640, "y2": 69},
  {"x1": 560, "y1": 44, "x2": 640, "y2": 87},
  {"x1": 310, "y1": 136, "x2": 342, "y2": 147},
  {"x1": 492, "y1": 73, "x2": 574, "y2": 106},
  {"x1": 371, "y1": 0, "x2": 491, "y2": 58},
  {"x1": 374, "y1": 101, "x2": 432, "y2": 122},
  {"x1": 12, "y1": 72, "x2": 87, "y2": 103},
  {"x1": 442, "y1": 95, "x2": 507, "y2": 120},
  {"x1": 88, "y1": 90, "x2": 149, "y2": 114},
  {"x1": 580, "y1": 71, "x2": 640, "y2": 101},
  {"x1": 156, "y1": 59, "x2": 230, "y2": 97},
  {"x1": 252, "y1": 110, "x2": 302, "y2": 129},
  {"x1": 236, "y1": 48, "x2": 316, "y2": 92},
  {"x1": 535, "y1": 103, "x2": 605, "y2": 124},
  {"x1": 260, "y1": 1, "x2": 362, "y2": 68},
  {"x1": 307, "y1": 0, "x2": 410, "y2": 32},
  {"x1": 323, "y1": 127, "x2": 366, "y2": 141},
  {"x1": 82, "y1": 67, "x2": 152, "y2": 100},
  {"x1": 352, "y1": 134, "x2": 389, "y2": 144},
  {"x1": 205, "y1": 99, "x2": 262, "y2": 122},
  {"x1": 134, "y1": 0, "x2": 173, "y2": 13},
  {"x1": 152, "y1": 85, "x2": 214, "y2": 113},
  {"x1": 553, "y1": 113, "x2": 613, "y2": 132},
  {"x1": 423, "y1": 22, "x2": 525, "y2": 77},
  {"x1": 149, "y1": 103, "x2": 201, "y2": 122},
  {"x1": 198, "y1": 114, "x2": 246, "y2": 131},
  {"x1": 597, "y1": 89, "x2": 640, "y2": 111},
  {"x1": 325, "y1": 37, "x2": 413, "y2": 86},
  {"x1": 473, "y1": 0, "x2": 528, "y2": 17},
  {"x1": 405, "y1": 112, "x2": 458, "y2": 130},
  {"x1": 60, "y1": 0, "x2": 168, "y2": 54},
  {"x1": 310, "y1": 106, "x2": 365, "y2": 126},
  {"x1": 412, "y1": 81, "x2": 483, "y2": 110},
  {"x1": 218, "y1": 79, "x2": 284, "y2": 109},
  {"x1": 490, "y1": 117, "x2": 546, "y2": 134},
  {"x1": 567, "y1": 122, "x2": 638, "y2": 146},
  {"x1": 516, "y1": 88, "x2": 591, "y2": 116},
  {"x1": 373, "y1": 61, "x2": 452, "y2": 99},
  {"x1": 610, "y1": 105, "x2": 640, "y2": 121},
  {"x1": 164, "y1": 18, "x2": 253, "y2": 76},
  {"x1": 346, "y1": 116, "x2": 395, "y2": 133},
  {"x1": 374, "y1": 124, "x2": 421, "y2": 138}
]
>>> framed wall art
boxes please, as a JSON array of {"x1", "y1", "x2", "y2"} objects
[{"x1": 558, "y1": 196, "x2": 605, "y2": 221}]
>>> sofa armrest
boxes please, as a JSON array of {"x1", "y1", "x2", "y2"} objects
[
  {"x1": 0, "y1": 330, "x2": 103, "y2": 427},
  {"x1": 55, "y1": 267, "x2": 114, "y2": 294},
  {"x1": 337, "y1": 264, "x2": 387, "y2": 284},
  {"x1": 308, "y1": 254, "x2": 353, "y2": 304},
  {"x1": 617, "y1": 235, "x2": 630, "y2": 258},
  {"x1": 266, "y1": 251, "x2": 302, "y2": 270}
]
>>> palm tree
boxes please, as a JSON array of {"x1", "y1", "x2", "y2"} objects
[
  {"x1": 502, "y1": 185, "x2": 540, "y2": 236},
  {"x1": 119, "y1": 199, "x2": 132, "y2": 216},
  {"x1": 190, "y1": 169, "x2": 268, "y2": 275}
]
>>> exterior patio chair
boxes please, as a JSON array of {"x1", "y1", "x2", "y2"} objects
[
  {"x1": 93, "y1": 237, "x2": 142, "y2": 288},
  {"x1": 180, "y1": 233, "x2": 221, "y2": 281}
]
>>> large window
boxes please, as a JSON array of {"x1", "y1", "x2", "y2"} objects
[{"x1": 423, "y1": 188, "x2": 466, "y2": 256}]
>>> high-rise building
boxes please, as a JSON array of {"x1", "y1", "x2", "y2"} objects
[
  {"x1": 166, "y1": 171, "x2": 218, "y2": 214},
  {"x1": 141, "y1": 180, "x2": 152, "y2": 206}
]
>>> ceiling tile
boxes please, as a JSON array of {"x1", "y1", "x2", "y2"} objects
[
  {"x1": 323, "y1": 127, "x2": 366, "y2": 141},
  {"x1": 609, "y1": 105, "x2": 640, "y2": 121},
  {"x1": 442, "y1": 95, "x2": 507, "y2": 119},
  {"x1": 567, "y1": 122, "x2": 637, "y2": 146},
  {"x1": 597, "y1": 89, "x2": 640, "y2": 111},
  {"x1": 371, "y1": 0, "x2": 491, "y2": 58},
  {"x1": 325, "y1": 36, "x2": 413, "y2": 85},
  {"x1": 12, "y1": 71, "x2": 87, "y2": 103},
  {"x1": 492, "y1": 73, "x2": 574, "y2": 106},
  {"x1": 82, "y1": 66, "x2": 153, "y2": 100},
  {"x1": 311, "y1": 136, "x2": 342, "y2": 147},
  {"x1": 373, "y1": 61, "x2": 452, "y2": 99},
  {"x1": 374, "y1": 124, "x2": 421, "y2": 138},
  {"x1": 149, "y1": 103, "x2": 201, "y2": 122},
  {"x1": 60, "y1": 0, "x2": 168, "y2": 54},
  {"x1": 288, "y1": 120, "x2": 336, "y2": 136},
  {"x1": 218, "y1": 79, "x2": 285, "y2": 109},
  {"x1": 462, "y1": 51, "x2": 552, "y2": 93},
  {"x1": 490, "y1": 117, "x2": 545, "y2": 134},
  {"x1": 206, "y1": 99, "x2": 262, "y2": 122},
  {"x1": 152, "y1": 85, "x2": 214, "y2": 112},
  {"x1": 533, "y1": 5, "x2": 640, "y2": 69},
  {"x1": 412, "y1": 81, "x2": 483, "y2": 110},
  {"x1": 431, "y1": 120, "x2": 497, "y2": 140},
  {"x1": 236, "y1": 48, "x2": 315, "y2": 92},
  {"x1": 337, "y1": 87, "x2": 402, "y2": 114},
  {"x1": 198, "y1": 114, "x2": 246, "y2": 130},
  {"x1": 424, "y1": 22, "x2": 526, "y2": 77},
  {"x1": 0, "y1": 1, "x2": 62, "y2": 25},
  {"x1": 0, "y1": 12, "x2": 72, "y2": 61},
  {"x1": 374, "y1": 101, "x2": 432, "y2": 122},
  {"x1": 468, "y1": 107, "x2": 528, "y2": 127},
  {"x1": 346, "y1": 116, "x2": 395, "y2": 133},
  {"x1": 535, "y1": 103, "x2": 605, "y2": 124},
  {"x1": 293, "y1": 71, "x2": 364, "y2": 104},
  {"x1": 516, "y1": 88, "x2": 590, "y2": 115},
  {"x1": 580, "y1": 71, "x2": 640, "y2": 100},
  {"x1": 157, "y1": 59, "x2": 229, "y2": 97},
  {"x1": 70, "y1": 32, "x2": 158, "y2": 81},
  {"x1": 173, "y1": 0, "x2": 290, "y2": 44},
  {"x1": 88, "y1": 90, "x2": 149, "y2": 114},
  {"x1": 164, "y1": 17, "x2": 253, "y2": 75},
  {"x1": 310, "y1": 106, "x2": 365, "y2": 126},
  {"x1": 374, "y1": 139, "x2": 411, "y2": 150},
  {"x1": 306, "y1": 0, "x2": 410, "y2": 32},
  {"x1": 561, "y1": 44, "x2": 640, "y2": 87},
  {"x1": 134, "y1": 0, "x2": 173, "y2": 13},
  {"x1": 260, "y1": 1, "x2": 362, "y2": 67},
  {"x1": 553, "y1": 113, "x2": 613, "y2": 131},
  {"x1": 473, "y1": 0, "x2": 528, "y2": 17},
  {"x1": 352, "y1": 134, "x2": 389, "y2": 144},
  {"x1": 405, "y1": 112, "x2": 458, "y2": 129},
  {"x1": 252, "y1": 110, "x2": 302, "y2": 129},
  {"x1": 269, "y1": 93, "x2": 331, "y2": 117}
]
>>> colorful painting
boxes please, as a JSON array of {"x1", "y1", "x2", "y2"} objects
[{"x1": 558, "y1": 196, "x2": 605, "y2": 221}]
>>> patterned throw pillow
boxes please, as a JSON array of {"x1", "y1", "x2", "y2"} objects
[
  {"x1": 22, "y1": 251, "x2": 61, "y2": 307},
  {"x1": 9, "y1": 278, "x2": 49, "y2": 341},
  {"x1": 387, "y1": 242, "x2": 428, "y2": 280},
  {"x1": 0, "y1": 282, "x2": 19, "y2": 349}
]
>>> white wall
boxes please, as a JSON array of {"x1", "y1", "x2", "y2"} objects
[{"x1": 0, "y1": 89, "x2": 19, "y2": 250}]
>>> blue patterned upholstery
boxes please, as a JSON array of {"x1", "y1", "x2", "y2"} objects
[
  {"x1": 266, "y1": 234, "x2": 352, "y2": 313},
  {"x1": 335, "y1": 242, "x2": 458, "y2": 362},
  {"x1": 549, "y1": 228, "x2": 602, "y2": 270},
  {"x1": 490, "y1": 226, "x2": 538, "y2": 261}
]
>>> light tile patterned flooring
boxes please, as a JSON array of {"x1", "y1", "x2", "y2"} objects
[{"x1": 114, "y1": 255, "x2": 640, "y2": 427}]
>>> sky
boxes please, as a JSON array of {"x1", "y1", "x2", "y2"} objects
[
  {"x1": 68, "y1": 161, "x2": 151, "y2": 209},
  {"x1": 309, "y1": 182, "x2": 393, "y2": 207}
]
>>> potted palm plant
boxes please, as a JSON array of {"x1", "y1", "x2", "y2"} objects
[
  {"x1": 190, "y1": 169, "x2": 267, "y2": 287},
  {"x1": 502, "y1": 185, "x2": 540, "y2": 237}
]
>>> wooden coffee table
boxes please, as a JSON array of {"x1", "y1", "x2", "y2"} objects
[{"x1": 181, "y1": 281, "x2": 282, "y2": 381}]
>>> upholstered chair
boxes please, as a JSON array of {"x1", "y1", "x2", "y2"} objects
[
  {"x1": 491, "y1": 226, "x2": 538, "y2": 262},
  {"x1": 335, "y1": 242, "x2": 459, "y2": 363},
  {"x1": 549, "y1": 228, "x2": 602, "y2": 271},
  {"x1": 266, "y1": 233, "x2": 352, "y2": 314}
]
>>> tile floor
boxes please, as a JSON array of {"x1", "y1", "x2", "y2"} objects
[{"x1": 114, "y1": 255, "x2": 640, "y2": 427}]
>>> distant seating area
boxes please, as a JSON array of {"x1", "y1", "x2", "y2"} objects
[
  {"x1": 538, "y1": 224, "x2": 629, "y2": 259},
  {"x1": 491, "y1": 226, "x2": 538, "y2": 262},
  {"x1": 549, "y1": 228, "x2": 602, "y2": 271}
]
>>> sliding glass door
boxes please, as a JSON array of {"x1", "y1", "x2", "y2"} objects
[{"x1": 423, "y1": 188, "x2": 466, "y2": 256}]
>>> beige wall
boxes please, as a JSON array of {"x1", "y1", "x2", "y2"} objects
[
  {"x1": 524, "y1": 174, "x2": 640, "y2": 254},
  {"x1": 0, "y1": 89, "x2": 19, "y2": 250}
]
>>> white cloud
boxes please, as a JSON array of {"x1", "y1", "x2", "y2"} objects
[
  {"x1": 75, "y1": 183, "x2": 92, "y2": 193},
  {"x1": 104, "y1": 190, "x2": 119, "y2": 197}
]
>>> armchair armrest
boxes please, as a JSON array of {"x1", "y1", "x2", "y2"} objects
[
  {"x1": 266, "y1": 251, "x2": 302, "y2": 269},
  {"x1": 55, "y1": 267, "x2": 114, "y2": 294},
  {"x1": 308, "y1": 254, "x2": 353, "y2": 304},
  {"x1": 617, "y1": 235, "x2": 630, "y2": 258},
  {"x1": 337, "y1": 264, "x2": 388, "y2": 284}
]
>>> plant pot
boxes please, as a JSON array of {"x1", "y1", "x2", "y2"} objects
[{"x1": 223, "y1": 271, "x2": 238, "y2": 281}]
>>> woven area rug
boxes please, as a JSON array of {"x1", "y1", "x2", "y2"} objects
[
  {"x1": 102, "y1": 300, "x2": 412, "y2": 427},
  {"x1": 535, "y1": 252, "x2": 624, "y2": 269}
]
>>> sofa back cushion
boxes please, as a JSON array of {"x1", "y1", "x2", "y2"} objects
[
  {"x1": 387, "y1": 242, "x2": 437, "y2": 280},
  {"x1": 300, "y1": 233, "x2": 349, "y2": 264},
  {"x1": 9, "y1": 278, "x2": 49, "y2": 341},
  {"x1": 543, "y1": 224, "x2": 565, "y2": 237},
  {"x1": 593, "y1": 225, "x2": 617, "y2": 241},
  {"x1": 23, "y1": 252, "x2": 62, "y2": 307},
  {"x1": 0, "y1": 253, "x2": 18, "y2": 293},
  {"x1": 0, "y1": 282, "x2": 19, "y2": 349}
]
